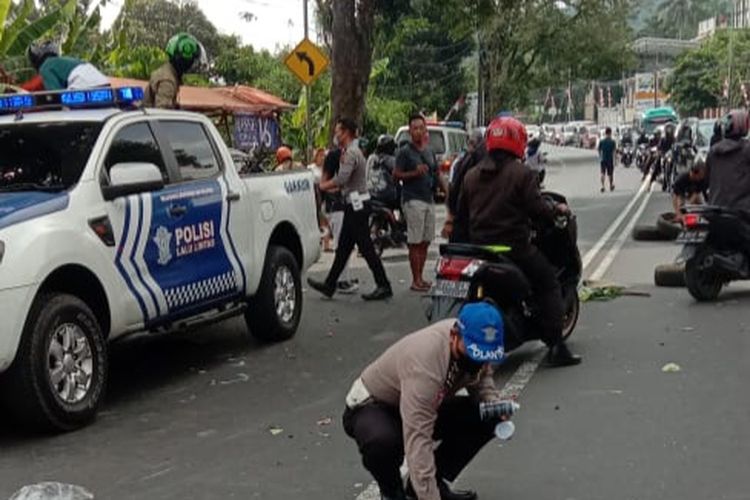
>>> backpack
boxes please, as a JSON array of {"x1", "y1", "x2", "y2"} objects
[{"x1": 367, "y1": 155, "x2": 397, "y2": 201}]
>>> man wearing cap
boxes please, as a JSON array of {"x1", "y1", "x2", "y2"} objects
[{"x1": 343, "y1": 302, "x2": 510, "y2": 500}]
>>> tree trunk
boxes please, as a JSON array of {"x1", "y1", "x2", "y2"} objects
[{"x1": 330, "y1": 0, "x2": 376, "y2": 134}]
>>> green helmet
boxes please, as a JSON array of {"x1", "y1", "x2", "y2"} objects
[{"x1": 166, "y1": 33, "x2": 201, "y2": 72}]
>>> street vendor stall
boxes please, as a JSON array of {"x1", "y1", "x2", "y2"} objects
[{"x1": 108, "y1": 77, "x2": 293, "y2": 153}]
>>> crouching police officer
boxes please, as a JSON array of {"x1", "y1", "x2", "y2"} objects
[{"x1": 343, "y1": 302, "x2": 510, "y2": 500}]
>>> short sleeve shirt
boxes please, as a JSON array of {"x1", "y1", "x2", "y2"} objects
[
  {"x1": 598, "y1": 137, "x2": 616, "y2": 166},
  {"x1": 396, "y1": 142, "x2": 438, "y2": 203}
]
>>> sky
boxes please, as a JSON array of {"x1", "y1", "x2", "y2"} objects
[{"x1": 100, "y1": 0, "x2": 319, "y2": 53}]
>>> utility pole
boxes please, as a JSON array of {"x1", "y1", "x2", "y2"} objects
[
  {"x1": 303, "y1": 0, "x2": 312, "y2": 163},
  {"x1": 654, "y1": 70, "x2": 659, "y2": 109}
]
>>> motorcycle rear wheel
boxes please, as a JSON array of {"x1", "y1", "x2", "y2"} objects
[
  {"x1": 685, "y1": 252, "x2": 724, "y2": 302},
  {"x1": 562, "y1": 293, "x2": 580, "y2": 340}
]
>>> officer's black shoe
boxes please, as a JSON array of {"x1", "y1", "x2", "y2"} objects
[
  {"x1": 307, "y1": 278, "x2": 334, "y2": 298},
  {"x1": 406, "y1": 479, "x2": 478, "y2": 500},
  {"x1": 547, "y1": 341, "x2": 582, "y2": 367},
  {"x1": 362, "y1": 285, "x2": 393, "y2": 301}
]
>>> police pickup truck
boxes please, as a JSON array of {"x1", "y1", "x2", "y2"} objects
[{"x1": 0, "y1": 88, "x2": 320, "y2": 431}]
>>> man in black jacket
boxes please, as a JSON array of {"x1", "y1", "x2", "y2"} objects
[
  {"x1": 455, "y1": 117, "x2": 581, "y2": 367},
  {"x1": 706, "y1": 110, "x2": 750, "y2": 213}
]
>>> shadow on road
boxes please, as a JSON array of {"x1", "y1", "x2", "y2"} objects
[{"x1": 0, "y1": 321, "x2": 269, "y2": 444}]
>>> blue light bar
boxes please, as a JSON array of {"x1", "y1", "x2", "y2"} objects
[
  {"x1": 0, "y1": 94, "x2": 34, "y2": 112},
  {"x1": 0, "y1": 86, "x2": 144, "y2": 115}
]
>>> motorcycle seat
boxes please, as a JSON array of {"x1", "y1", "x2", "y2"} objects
[{"x1": 440, "y1": 243, "x2": 512, "y2": 261}]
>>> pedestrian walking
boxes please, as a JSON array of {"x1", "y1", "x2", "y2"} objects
[
  {"x1": 395, "y1": 114, "x2": 448, "y2": 292},
  {"x1": 308, "y1": 118, "x2": 392, "y2": 301},
  {"x1": 598, "y1": 127, "x2": 616, "y2": 192},
  {"x1": 321, "y1": 148, "x2": 358, "y2": 292},
  {"x1": 343, "y1": 301, "x2": 509, "y2": 500}
]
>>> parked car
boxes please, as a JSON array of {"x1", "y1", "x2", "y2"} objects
[{"x1": 0, "y1": 87, "x2": 321, "y2": 431}]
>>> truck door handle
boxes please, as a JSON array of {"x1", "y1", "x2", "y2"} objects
[
  {"x1": 226, "y1": 191, "x2": 241, "y2": 202},
  {"x1": 169, "y1": 205, "x2": 188, "y2": 217}
]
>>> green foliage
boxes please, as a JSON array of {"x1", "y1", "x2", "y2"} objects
[
  {"x1": 114, "y1": 0, "x2": 222, "y2": 58},
  {"x1": 667, "y1": 29, "x2": 750, "y2": 115},
  {"x1": 105, "y1": 45, "x2": 166, "y2": 80},
  {"x1": 638, "y1": 0, "x2": 733, "y2": 39}
]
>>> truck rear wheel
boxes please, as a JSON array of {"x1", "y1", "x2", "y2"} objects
[
  {"x1": 246, "y1": 246, "x2": 302, "y2": 342},
  {"x1": 1, "y1": 293, "x2": 107, "y2": 432}
]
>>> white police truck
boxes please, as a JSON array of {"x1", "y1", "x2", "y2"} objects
[{"x1": 0, "y1": 88, "x2": 320, "y2": 431}]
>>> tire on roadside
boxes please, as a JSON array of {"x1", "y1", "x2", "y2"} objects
[
  {"x1": 654, "y1": 263, "x2": 686, "y2": 287},
  {"x1": 0, "y1": 293, "x2": 107, "y2": 433},
  {"x1": 246, "y1": 246, "x2": 302, "y2": 342},
  {"x1": 656, "y1": 212, "x2": 682, "y2": 240},
  {"x1": 632, "y1": 224, "x2": 671, "y2": 242}
]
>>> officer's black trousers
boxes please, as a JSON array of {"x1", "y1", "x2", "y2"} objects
[{"x1": 342, "y1": 397, "x2": 495, "y2": 497}]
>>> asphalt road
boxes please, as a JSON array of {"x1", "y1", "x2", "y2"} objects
[{"x1": 1, "y1": 146, "x2": 748, "y2": 500}]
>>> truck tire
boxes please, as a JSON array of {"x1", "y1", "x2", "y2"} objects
[
  {"x1": 654, "y1": 263, "x2": 686, "y2": 287},
  {"x1": 0, "y1": 293, "x2": 107, "y2": 432},
  {"x1": 632, "y1": 224, "x2": 670, "y2": 241},
  {"x1": 656, "y1": 212, "x2": 682, "y2": 240},
  {"x1": 247, "y1": 246, "x2": 302, "y2": 342}
]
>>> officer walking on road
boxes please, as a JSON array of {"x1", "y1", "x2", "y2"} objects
[
  {"x1": 308, "y1": 118, "x2": 393, "y2": 301},
  {"x1": 343, "y1": 302, "x2": 510, "y2": 500}
]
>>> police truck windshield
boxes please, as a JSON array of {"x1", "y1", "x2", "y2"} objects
[{"x1": 0, "y1": 122, "x2": 103, "y2": 192}]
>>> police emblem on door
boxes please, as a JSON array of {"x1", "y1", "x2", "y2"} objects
[{"x1": 153, "y1": 226, "x2": 173, "y2": 266}]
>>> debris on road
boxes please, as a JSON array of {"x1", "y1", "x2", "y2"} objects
[
  {"x1": 316, "y1": 417, "x2": 333, "y2": 426},
  {"x1": 9, "y1": 483, "x2": 94, "y2": 500},
  {"x1": 662, "y1": 363, "x2": 682, "y2": 373},
  {"x1": 219, "y1": 373, "x2": 250, "y2": 385},
  {"x1": 269, "y1": 426, "x2": 284, "y2": 436},
  {"x1": 579, "y1": 280, "x2": 651, "y2": 302}
]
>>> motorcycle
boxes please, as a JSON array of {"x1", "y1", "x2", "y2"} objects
[
  {"x1": 620, "y1": 145, "x2": 634, "y2": 168},
  {"x1": 678, "y1": 205, "x2": 750, "y2": 301},
  {"x1": 369, "y1": 198, "x2": 407, "y2": 257},
  {"x1": 427, "y1": 192, "x2": 581, "y2": 352},
  {"x1": 661, "y1": 149, "x2": 675, "y2": 192},
  {"x1": 636, "y1": 144, "x2": 648, "y2": 171}
]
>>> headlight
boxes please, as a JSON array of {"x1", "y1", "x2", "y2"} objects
[{"x1": 0, "y1": 241, "x2": 4, "y2": 264}]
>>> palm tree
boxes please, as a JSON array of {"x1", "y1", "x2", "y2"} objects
[{"x1": 658, "y1": 0, "x2": 699, "y2": 39}]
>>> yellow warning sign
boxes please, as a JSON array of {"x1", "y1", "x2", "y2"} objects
[{"x1": 284, "y1": 38, "x2": 330, "y2": 86}]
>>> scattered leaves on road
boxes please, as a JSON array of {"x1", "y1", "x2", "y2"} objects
[{"x1": 578, "y1": 280, "x2": 651, "y2": 303}]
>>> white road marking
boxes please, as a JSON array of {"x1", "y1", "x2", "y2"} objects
[
  {"x1": 588, "y1": 183, "x2": 655, "y2": 282},
  {"x1": 581, "y1": 175, "x2": 651, "y2": 271},
  {"x1": 355, "y1": 172, "x2": 654, "y2": 500}
]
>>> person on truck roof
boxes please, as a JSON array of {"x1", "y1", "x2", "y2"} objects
[
  {"x1": 143, "y1": 33, "x2": 203, "y2": 109},
  {"x1": 25, "y1": 41, "x2": 109, "y2": 91}
]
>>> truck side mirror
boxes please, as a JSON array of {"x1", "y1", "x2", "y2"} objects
[{"x1": 102, "y1": 162, "x2": 165, "y2": 201}]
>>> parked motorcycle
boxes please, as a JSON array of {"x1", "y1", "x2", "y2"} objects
[
  {"x1": 678, "y1": 205, "x2": 750, "y2": 301},
  {"x1": 369, "y1": 199, "x2": 407, "y2": 257},
  {"x1": 427, "y1": 192, "x2": 581, "y2": 351}
]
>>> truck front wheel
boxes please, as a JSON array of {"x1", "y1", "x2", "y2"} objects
[
  {"x1": 1, "y1": 293, "x2": 107, "y2": 432},
  {"x1": 246, "y1": 246, "x2": 302, "y2": 342}
]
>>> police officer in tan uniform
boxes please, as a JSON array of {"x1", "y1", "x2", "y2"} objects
[
  {"x1": 343, "y1": 302, "x2": 511, "y2": 500},
  {"x1": 144, "y1": 33, "x2": 202, "y2": 109}
]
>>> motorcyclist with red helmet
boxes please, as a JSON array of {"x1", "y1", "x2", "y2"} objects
[
  {"x1": 454, "y1": 117, "x2": 582, "y2": 367},
  {"x1": 706, "y1": 109, "x2": 750, "y2": 212}
]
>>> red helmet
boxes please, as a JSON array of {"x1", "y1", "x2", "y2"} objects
[
  {"x1": 485, "y1": 117, "x2": 528, "y2": 159},
  {"x1": 276, "y1": 146, "x2": 293, "y2": 164}
]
